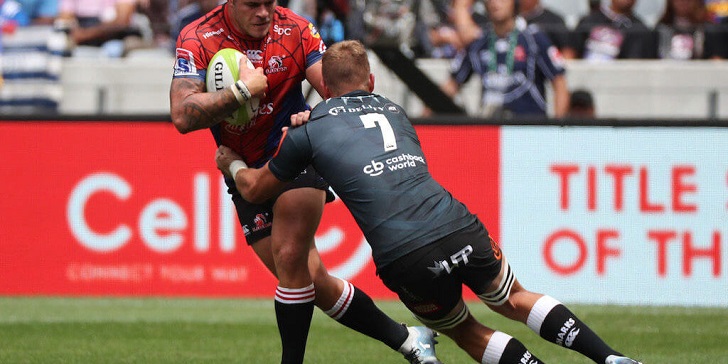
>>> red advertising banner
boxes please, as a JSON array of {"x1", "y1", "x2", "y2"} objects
[{"x1": 0, "y1": 122, "x2": 499, "y2": 298}]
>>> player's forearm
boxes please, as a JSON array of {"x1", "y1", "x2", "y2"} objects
[
  {"x1": 234, "y1": 168, "x2": 278, "y2": 204},
  {"x1": 170, "y1": 78, "x2": 241, "y2": 133}
]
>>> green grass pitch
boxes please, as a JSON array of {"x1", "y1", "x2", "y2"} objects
[{"x1": 1, "y1": 297, "x2": 727, "y2": 363}]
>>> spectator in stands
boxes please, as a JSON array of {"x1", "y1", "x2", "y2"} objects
[
  {"x1": 409, "y1": 0, "x2": 463, "y2": 58},
  {"x1": 564, "y1": 0, "x2": 658, "y2": 60},
  {"x1": 316, "y1": 5, "x2": 345, "y2": 46},
  {"x1": 1, "y1": 0, "x2": 61, "y2": 114},
  {"x1": 706, "y1": 0, "x2": 728, "y2": 23},
  {"x1": 56, "y1": 0, "x2": 153, "y2": 58},
  {"x1": 136, "y1": 0, "x2": 174, "y2": 50},
  {"x1": 567, "y1": 88, "x2": 596, "y2": 118},
  {"x1": 519, "y1": 0, "x2": 570, "y2": 51},
  {"x1": 169, "y1": 0, "x2": 219, "y2": 47},
  {"x1": 2, "y1": 0, "x2": 58, "y2": 26},
  {"x1": 443, "y1": 0, "x2": 569, "y2": 118},
  {"x1": 656, "y1": 0, "x2": 726, "y2": 59}
]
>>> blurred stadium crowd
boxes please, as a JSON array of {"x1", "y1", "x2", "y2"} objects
[{"x1": 0, "y1": 0, "x2": 727, "y2": 115}]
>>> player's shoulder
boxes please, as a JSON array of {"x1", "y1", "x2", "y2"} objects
[
  {"x1": 178, "y1": 5, "x2": 226, "y2": 41},
  {"x1": 274, "y1": 6, "x2": 313, "y2": 28}
]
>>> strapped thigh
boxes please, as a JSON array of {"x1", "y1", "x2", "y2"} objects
[
  {"x1": 413, "y1": 300, "x2": 470, "y2": 331},
  {"x1": 477, "y1": 256, "x2": 515, "y2": 306}
]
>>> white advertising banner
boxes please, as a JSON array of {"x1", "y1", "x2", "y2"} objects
[{"x1": 501, "y1": 127, "x2": 727, "y2": 306}]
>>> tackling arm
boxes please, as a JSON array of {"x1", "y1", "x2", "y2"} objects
[{"x1": 215, "y1": 146, "x2": 287, "y2": 204}]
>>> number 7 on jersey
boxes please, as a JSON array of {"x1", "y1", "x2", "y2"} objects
[{"x1": 360, "y1": 113, "x2": 397, "y2": 152}]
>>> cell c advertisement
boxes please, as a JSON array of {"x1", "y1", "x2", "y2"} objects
[{"x1": 0, "y1": 121, "x2": 725, "y2": 306}]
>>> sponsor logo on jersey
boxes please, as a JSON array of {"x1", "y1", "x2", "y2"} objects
[
  {"x1": 548, "y1": 45, "x2": 565, "y2": 69},
  {"x1": 555, "y1": 318, "x2": 580, "y2": 347},
  {"x1": 515, "y1": 45, "x2": 526, "y2": 62},
  {"x1": 246, "y1": 49, "x2": 264, "y2": 63},
  {"x1": 427, "y1": 245, "x2": 473, "y2": 277},
  {"x1": 266, "y1": 55, "x2": 288, "y2": 74},
  {"x1": 363, "y1": 160, "x2": 385, "y2": 176},
  {"x1": 308, "y1": 23, "x2": 320, "y2": 39},
  {"x1": 363, "y1": 153, "x2": 426, "y2": 177},
  {"x1": 328, "y1": 103, "x2": 397, "y2": 116},
  {"x1": 174, "y1": 48, "x2": 197, "y2": 76},
  {"x1": 273, "y1": 24, "x2": 292, "y2": 36},
  {"x1": 203, "y1": 27, "x2": 224, "y2": 39},
  {"x1": 221, "y1": 102, "x2": 274, "y2": 134}
]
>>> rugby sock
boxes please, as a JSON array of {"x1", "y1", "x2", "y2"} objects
[
  {"x1": 482, "y1": 331, "x2": 543, "y2": 364},
  {"x1": 526, "y1": 295, "x2": 622, "y2": 363},
  {"x1": 324, "y1": 280, "x2": 408, "y2": 350},
  {"x1": 275, "y1": 284, "x2": 315, "y2": 364}
]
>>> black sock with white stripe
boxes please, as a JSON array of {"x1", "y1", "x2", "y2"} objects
[
  {"x1": 482, "y1": 331, "x2": 543, "y2": 364},
  {"x1": 325, "y1": 280, "x2": 408, "y2": 350},
  {"x1": 526, "y1": 296, "x2": 622, "y2": 363},
  {"x1": 275, "y1": 284, "x2": 315, "y2": 364}
]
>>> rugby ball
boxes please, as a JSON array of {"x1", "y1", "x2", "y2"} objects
[{"x1": 206, "y1": 48, "x2": 260, "y2": 126}]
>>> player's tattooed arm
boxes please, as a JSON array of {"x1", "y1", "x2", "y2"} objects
[{"x1": 169, "y1": 77, "x2": 241, "y2": 133}]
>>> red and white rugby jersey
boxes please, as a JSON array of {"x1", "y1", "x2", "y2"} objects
[{"x1": 173, "y1": 4, "x2": 326, "y2": 167}]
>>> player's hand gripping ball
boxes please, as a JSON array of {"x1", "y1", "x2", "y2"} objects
[{"x1": 206, "y1": 48, "x2": 261, "y2": 126}]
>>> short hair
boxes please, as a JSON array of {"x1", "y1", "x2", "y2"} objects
[{"x1": 322, "y1": 40, "x2": 371, "y2": 96}]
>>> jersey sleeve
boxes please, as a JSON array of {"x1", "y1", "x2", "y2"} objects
[
  {"x1": 268, "y1": 128, "x2": 313, "y2": 181},
  {"x1": 533, "y1": 29, "x2": 566, "y2": 80},
  {"x1": 172, "y1": 26, "x2": 206, "y2": 80},
  {"x1": 298, "y1": 18, "x2": 327, "y2": 68}
]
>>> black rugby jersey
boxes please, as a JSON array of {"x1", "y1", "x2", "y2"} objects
[{"x1": 268, "y1": 91, "x2": 477, "y2": 270}]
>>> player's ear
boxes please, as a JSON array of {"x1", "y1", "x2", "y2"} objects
[
  {"x1": 368, "y1": 73, "x2": 375, "y2": 92},
  {"x1": 322, "y1": 79, "x2": 333, "y2": 99}
]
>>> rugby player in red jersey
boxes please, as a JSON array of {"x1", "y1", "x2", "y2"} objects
[{"x1": 169, "y1": 1, "x2": 439, "y2": 363}]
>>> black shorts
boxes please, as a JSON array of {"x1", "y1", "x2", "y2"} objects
[
  {"x1": 230, "y1": 165, "x2": 334, "y2": 245},
  {"x1": 378, "y1": 220, "x2": 503, "y2": 321}
]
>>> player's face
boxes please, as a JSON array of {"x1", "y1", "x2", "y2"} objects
[
  {"x1": 230, "y1": 0, "x2": 276, "y2": 39},
  {"x1": 486, "y1": 0, "x2": 516, "y2": 22}
]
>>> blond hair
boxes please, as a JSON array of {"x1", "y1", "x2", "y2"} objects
[{"x1": 322, "y1": 40, "x2": 371, "y2": 96}]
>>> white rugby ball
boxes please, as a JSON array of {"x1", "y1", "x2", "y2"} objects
[{"x1": 206, "y1": 48, "x2": 260, "y2": 126}]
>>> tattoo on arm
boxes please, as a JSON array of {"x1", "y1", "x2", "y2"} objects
[{"x1": 170, "y1": 78, "x2": 244, "y2": 133}]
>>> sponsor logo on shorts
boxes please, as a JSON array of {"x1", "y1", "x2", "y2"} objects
[
  {"x1": 242, "y1": 213, "x2": 272, "y2": 235},
  {"x1": 411, "y1": 303, "x2": 441, "y2": 314},
  {"x1": 428, "y1": 245, "x2": 474, "y2": 277},
  {"x1": 489, "y1": 235, "x2": 502, "y2": 260}
]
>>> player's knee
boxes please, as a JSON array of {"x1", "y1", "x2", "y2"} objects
[{"x1": 272, "y1": 242, "x2": 308, "y2": 269}]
